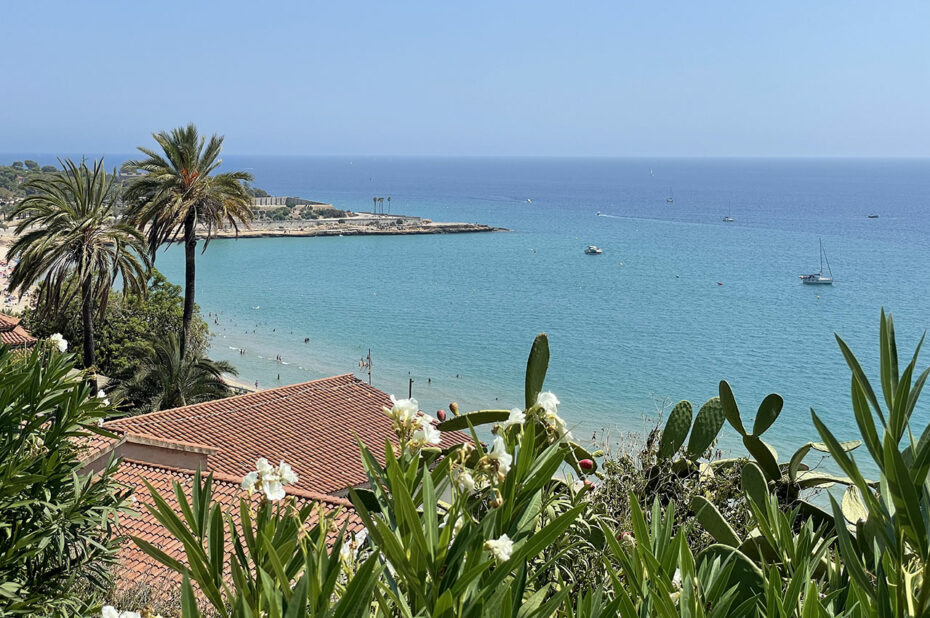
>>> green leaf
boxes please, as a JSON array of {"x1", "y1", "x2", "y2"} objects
[
  {"x1": 742, "y1": 435, "x2": 780, "y2": 482},
  {"x1": 658, "y1": 400, "x2": 693, "y2": 459},
  {"x1": 525, "y1": 333, "x2": 550, "y2": 409},
  {"x1": 752, "y1": 393, "x2": 783, "y2": 436},
  {"x1": 719, "y1": 380, "x2": 746, "y2": 436},
  {"x1": 436, "y1": 410, "x2": 510, "y2": 432},
  {"x1": 692, "y1": 495, "x2": 741, "y2": 547},
  {"x1": 740, "y1": 462, "x2": 768, "y2": 509},
  {"x1": 686, "y1": 397, "x2": 726, "y2": 459}
]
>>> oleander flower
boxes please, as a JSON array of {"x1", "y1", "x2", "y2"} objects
[
  {"x1": 49, "y1": 333, "x2": 67, "y2": 353},
  {"x1": 484, "y1": 534, "x2": 514, "y2": 562},
  {"x1": 487, "y1": 434, "x2": 512, "y2": 476},
  {"x1": 502, "y1": 408, "x2": 525, "y2": 428},
  {"x1": 96, "y1": 390, "x2": 110, "y2": 406}
]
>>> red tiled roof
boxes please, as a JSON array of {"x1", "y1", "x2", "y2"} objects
[
  {"x1": 104, "y1": 374, "x2": 465, "y2": 496},
  {"x1": 0, "y1": 314, "x2": 36, "y2": 348},
  {"x1": 112, "y1": 459, "x2": 362, "y2": 592}
]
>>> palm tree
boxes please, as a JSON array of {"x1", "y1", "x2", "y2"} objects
[
  {"x1": 123, "y1": 124, "x2": 253, "y2": 356},
  {"x1": 7, "y1": 159, "x2": 149, "y2": 370},
  {"x1": 116, "y1": 332, "x2": 236, "y2": 412}
]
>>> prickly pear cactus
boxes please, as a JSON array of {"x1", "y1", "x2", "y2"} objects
[
  {"x1": 658, "y1": 400, "x2": 693, "y2": 459},
  {"x1": 686, "y1": 397, "x2": 726, "y2": 459}
]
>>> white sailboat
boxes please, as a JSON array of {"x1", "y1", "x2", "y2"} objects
[
  {"x1": 799, "y1": 239, "x2": 834, "y2": 285},
  {"x1": 666, "y1": 187, "x2": 674, "y2": 203}
]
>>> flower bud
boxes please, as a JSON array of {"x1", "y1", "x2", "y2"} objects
[
  {"x1": 490, "y1": 488, "x2": 503, "y2": 508},
  {"x1": 579, "y1": 458, "x2": 595, "y2": 472},
  {"x1": 437, "y1": 409, "x2": 447, "y2": 421},
  {"x1": 449, "y1": 402, "x2": 459, "y2": 416},
  {"x1": 583, "y1": 479, "x2": 594, "y2": 490}
]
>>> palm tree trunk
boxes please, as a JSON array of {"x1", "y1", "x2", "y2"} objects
[
  {"x1": 181, "y1": 211, "x2": 197, "y2": 357},
  {"x1": 80, "y1": 275, "x2": 96, "y2": 370}
]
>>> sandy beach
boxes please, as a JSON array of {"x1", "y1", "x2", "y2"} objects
[{"x1": 0, "y1": 230, "x2": 31, "y2": 313}]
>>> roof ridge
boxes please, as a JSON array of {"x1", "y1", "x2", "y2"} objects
[
  {"x1": 121, "y1": 458, "x2": 354, "y2": 507},
  {"x1": 106, "y1": 373, "x2": 373, "y2": 431}
]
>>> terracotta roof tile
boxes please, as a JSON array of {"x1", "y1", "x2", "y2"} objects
[
  {"x1": 0, "y1": 314, "x2": 36, "y2": 348},
  {"x1": 104, "y1": 374, "x2": 466, "y2": 495},
  {"x1": 112, "y1": 459, "x2": 363, "y2": 593}
]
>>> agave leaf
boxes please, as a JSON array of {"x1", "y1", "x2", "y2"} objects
[
  {"x1": 525, "y1": 333, "x2": 549, "y2": 409},
  {"x1": 686, "y1": 397, "x2": 726, "y2": 459}
]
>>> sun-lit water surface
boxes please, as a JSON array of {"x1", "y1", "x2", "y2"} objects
[{"x1": 149, "y1": 157, "x2": 930, "y2": 456}]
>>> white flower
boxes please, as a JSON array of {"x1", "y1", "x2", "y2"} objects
[
  {"x1": 262, "y1": 477, "x2": 286, "y2": 501},
  {"x1": 413, "y1": 422, "x2": 442, "y2": 446},
  {"x1": 278, "y1": 460, "x2": 299, "y2": 485},
  {"x1": 244, "y1": 458, "x2": 298, "y2": 501},
  {"x1": 536, "y1": 391, "x2": 559, "y2": 415},
  {"x1": 97, "y1": 390, "x2": 107, "y2": 398},
  {"x1": 256, "y1": 457, "x2": 275, "y2": 476},
  {"x1": 484, "y1": 534, "x2": 514, "y2": 562},
  {"x1": 671, "y1": 568, "x2": 682, "y2": 591},
  {"x1": 503, "y1": 408, "x2": 525, "y2": 428},
  {"x1": 241, "y1": 471, "x2": 258, "y2": 492},
  {"x1": 455, "y1": 469, "x2": 476, "y2": 492},
  {"x1": 339, "y1": 539, "x2": 353, "y2": 563},
  {"x1": 49, "y1": 333, "x2": 67, "y2": 353},
  {"x1": 385, "y1": 395, "x2": 419, "y2": 424},
  {"x1": 101, "y1": 607, "x2": 119, "y2": 618},
  {"x1": 487, "y1": 435, "x2": 512, "y2": 476}
]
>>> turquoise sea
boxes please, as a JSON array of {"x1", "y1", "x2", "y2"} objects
[{"x1": 144, "y1": 157, "x2": 930, "y2": 456}]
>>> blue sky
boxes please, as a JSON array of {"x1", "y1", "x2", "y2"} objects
[{"x1": 1, "y1": 2, "x2": 927, "y2": 156}]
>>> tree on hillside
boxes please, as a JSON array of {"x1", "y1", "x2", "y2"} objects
[
  {"x1": 114, "y1": 332, "x2": 236, "y2": 413},
  {"x1": 11, "y1": 161, "x2": 23, "y2": 170},
  {"x1": 123, "y1": 124, "x2": 253, "y2": 356},
  {"x1": 7, "y1": 159, "x2": 150, "y2": 372},
  {"x1": 23, "y1": 160, "x2": 39, "y2": 171}
]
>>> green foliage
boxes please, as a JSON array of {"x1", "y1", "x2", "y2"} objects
[
  {"x1": 7, "y1": 158, "x2": 150, "y2": 369},
  {"x1": 21, "y1": 269, "x2": 210, "y2": 385},
  {"x1": 811, "y1": 308, "x2": 930, "y2": 616},
  {"x1": 125, "y1": 310, "x2": 930, "y2": 617},
  {"x1": 114, "y1": 331, "x2": 236, "y2": 413},
  {"x1": 0, "y1": 345, "x2": 128, "y2": 616}
]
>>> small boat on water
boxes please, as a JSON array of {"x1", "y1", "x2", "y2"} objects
[
  {"x1": 867, "y1": 214, "x2": 879, "y2": 219},
  {"x1": 666, "y1": 187, "x2": 674, "y2": 204},
  {"x1": 584, "y1": 245, "x2": 603, "y2": 255},
  {"x1": 722, "y1": 216, "x2": 734, "y2": 222},
  {"x1": 799, "y1": 239, "x2": 834, "y2": 285}
]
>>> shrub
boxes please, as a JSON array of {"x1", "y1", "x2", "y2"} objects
[{"x1": 0, "y1": 343, "x2": 128, "y2": 616}]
